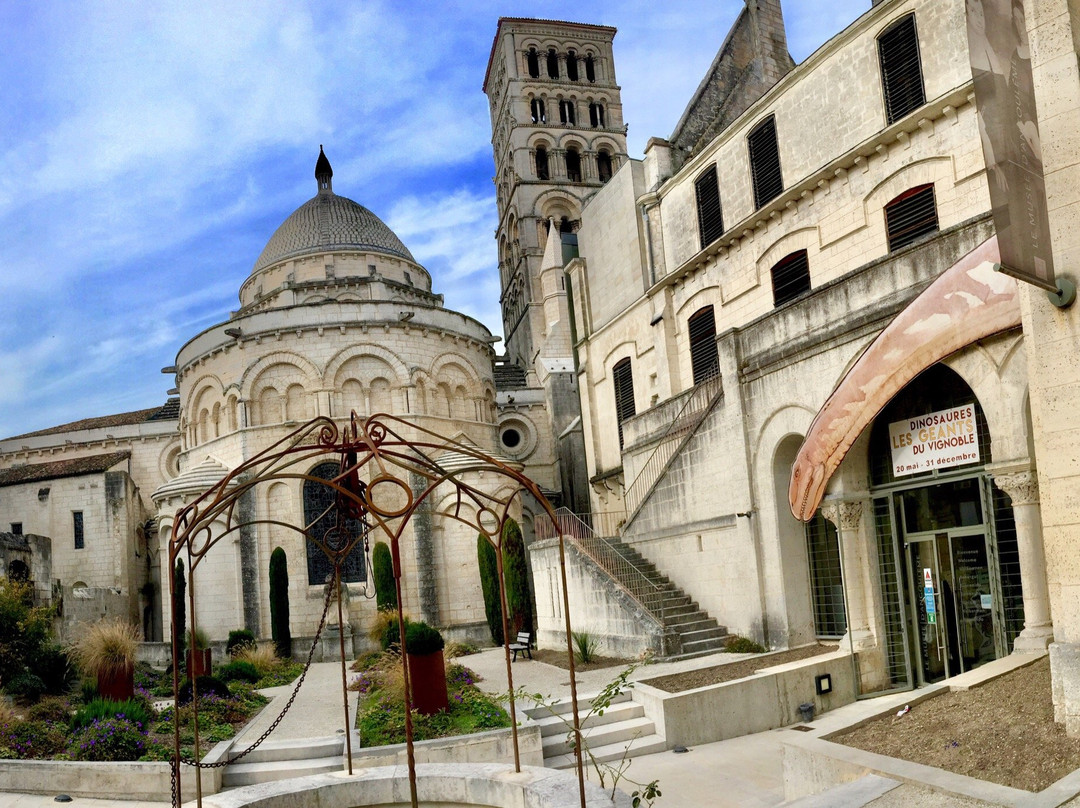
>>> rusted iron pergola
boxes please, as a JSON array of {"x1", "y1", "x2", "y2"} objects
[{"x1": 167, "y1": 413, "x2": 588, "y2": 808}]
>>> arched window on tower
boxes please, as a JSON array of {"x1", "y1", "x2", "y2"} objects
[
  {"x1": 535, "y1": 145, "x2": 549, "y2": 180},
  {"x1": 585, "y1": 54, "x2": 596, "y2": 82},
  {"x1": 559, "y1": 99, "x2": 576, "y2": 125},
  {"x1": 527, "y1": 47, "x2": 540, "y2": 79},
  {"x1": 597, "y1": 149, "x2": 613, "y2": 183},
  {"x1": 566, "y1": 50, "x2": 579, "y2": 81},
  {"x1": 589, "y1": 103, "x2": 605, "y2": 128},
  {"x1": 547, "y1": 48, "x2": 559, "y2": 79},
  {"x1": 303, "y1": 462, "x2": 367, "y2": 586},
  {"x1": 565, "y1": 147, "x2": 582, "y2": 182},
  {"x1": 530, "y1": 97, "x2": 546, "y2": 124}
]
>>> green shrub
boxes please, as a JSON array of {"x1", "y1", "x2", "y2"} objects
[
  {"x1": 269, "y1": 548, "x2": 291, "y2": 659},
  {"x1": 72, "y1": 697, "x2": 155, "y2": 731},
  {"x1": 0, "y1": 719, "x2": 68, "y2": 759},
  {"x1": 724, "y1": 636, "x2": 767, "y2": 654},
  {"x1": 372, "y1": 542, "x2": 396, "y2": 611},
  {"x1": 26, "y1": 696, "x2": 71, "y2": 724},
  {"x1": 404, "y1": 621, "x2": 444, "y2": 656},
  {"x1": 178, "y1": 675, "x2": 232, "y2": 704},
  {"x1": 0, "y1": 577, "x2": 58, "y2": 699},
  {"x1": 477, "y1": 534, "x2": 503, "y2": 646},
  {"x1": 29, "y1": 643, "x2": 76, "y2": 695},
  {"x1": 5, "y1": 673, "x2": 45, "y2": 703},
  {"x1": 217, "y1": 660, "x2": 260, "y2": 684},
  {"x1": 380, "y1": 616, "x2": 412, "y2": 652},
  {"x1": 502, "y1": 518, "x2": 533, "y2": 636},
  {"x1": 572, "y1": 631, "x2": 599, "y2": 664},
  {"x1": 226, "y1": 629, "x2": 256, "y2": 657},
  {"x1": 70, "y1": 717, "x2": 147, "y2": 761}
]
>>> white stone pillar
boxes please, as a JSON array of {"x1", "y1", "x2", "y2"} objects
[
  {"x1": 821, "y1": 500, "x2": 874, "y2": 651},
  {"x1": 994, "y1": 471, "x2": 1054, "y2": 651}
]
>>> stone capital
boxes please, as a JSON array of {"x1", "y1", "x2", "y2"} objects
[
  {"x1": 838, "y1": 501, "x2": 864, "y2": 531},
  {"x1": 994, "y1": 470, "x2": 1040, "y2": 506}
]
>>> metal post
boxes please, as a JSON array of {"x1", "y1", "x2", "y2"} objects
[
  {"x1": 495, "y1": 538, "x2": 521, "y2": 772},
  {"x1": 336, "y1": 565, "x2": 353, "y2": 774}
]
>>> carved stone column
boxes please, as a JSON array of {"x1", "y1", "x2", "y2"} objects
[
  {"x1": 821, "y1": 500, "x2": 874, "y2": 651},
  {"x1": 994, "y1": 470, "x2": 1054, "y2": 651}
]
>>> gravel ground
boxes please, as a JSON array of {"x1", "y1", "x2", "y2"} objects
[
  {"x1": 835, "y1": 657, "x2": 1080, "y2": 793},
  {"x1": 639, "y1": 644, "x2": 837, "y2": 693}
]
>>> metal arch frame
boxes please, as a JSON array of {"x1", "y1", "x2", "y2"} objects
[{"x1": 167, "y1": 412, "x2": 589, "y2": 808}]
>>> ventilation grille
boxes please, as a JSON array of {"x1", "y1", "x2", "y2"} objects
[
  {"x1": 771, "y1": 250, "x2": 810, "y2": 307},
  {"x1": 613, "y1": 358, "x2": 636, "y2": 450},
  {"x1": 748, "y1": 116, "x2": 783, "y2": 209},
  {"x1": 695, "y1": 166, "x2": 724, "y2": 249},
  {"x1": 688, "y1": 306, "x2": 719, "y2": 385},
  {"x1": 886, "y1": 184, "x2": 938, "y2": 252},
  {"x1": 879, "y1": 14, "x2": 926, "y2": 124}
]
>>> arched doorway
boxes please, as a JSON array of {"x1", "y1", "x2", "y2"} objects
[{"x1": 866, "y1": 365, "x2": 1023, "y2": 687}]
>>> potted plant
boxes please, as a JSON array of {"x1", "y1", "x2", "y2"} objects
[
  {"x1": 70, "y1": 619, "x2": 139, "y2": 701},
  {"x1": 186, "y1": 627, "x2": 212, "y2": 679},
  {"x1": 404, "y1": 621, "x2": 447, "y2": 715}
]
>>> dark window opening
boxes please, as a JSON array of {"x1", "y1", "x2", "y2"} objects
[
  {"x1": 806, "y1": 515, "x2": 847, "y2": 638},
  {"x1": 748, "y1": 116, "x2": 783, "y2": 209},
  {"x1": 530, "y1": 98, "x2": 546, "y2": 123},
  {"x1": 885, "y1": 184, "x2": 938, "y2": 252},
  {"x1": 10, "y1": 523, "x2": 22, "y2": 535},
  {"x1": 612, "y1": 358, "x2": 636, "y2": 450},
  {"x1": 527, "y1": 48, "x2": 540, "y2": 79},
  {"x1": 535, "y1": 146, "x2": 549, "y2": 180},
  {"x1": 879, "y1": 14, "x2": 925, "y2": 124},
  {"x1": 597, "y1": 150, "x2": 613, "y2": 183},
  {"x1": 566, "y1": 149, "x2": 582, "y2": 182},
  {"x1": 8, "y1": 560, "x2": 28, "y2": 582},
  {"x1": 688, "y1": 306, "x2": 720, "y2": 385},
  {"x1": 559, "y1": 216, "x2": 574, "y2": 234},
  {"x1": 73, "y1": 511, "x2": 84, "y2": 550},
  {"x1": 559, "y1": 99, "x2": 576, "y2": 125},
  {"x1": 694, "y1": 165, "x2": 724, "y2": 248},
  {"x1": 501, "y1": 428, "x2": 522, "y2": 448},
  {"x1": 585, "y1": 54, "x2": 596, "y2": 82},
  {"x1": 771, "y1": 249, "x2": 811, "y2": 307},
  {"x1": 547, "y1": 48, "x2": 559, "y2": 79},
  {"x1": 589, "y1": 103, "x2": 605, "y2": 128},
  {"x1": 303, "y1": 461, "x2": 367, "y2": 585},
  {"x1": 566, "y1": 50, "x2": 578, "y2": 81}
]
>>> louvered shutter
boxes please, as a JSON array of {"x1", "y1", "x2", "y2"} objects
[
  {"x1": 885, "y1": 184, "x2": 937, "y2": 251},
  {"x1": 695, "y1": 166, "x2": 724, "y2": 249},
  {"x1": 612, "y1": 359, "x2": 636, "y2": 450},
  {"x1": 879, "y1": 15, "x2": 925, "y2": 124},
  {"x1": 748, "y1": 117, "x2": 783, "y2": 209},
  {"x1": 688, "y1": 307, "x2": 719, "y2": 385},
  {"x1": 771, "y1": 250, "x2": 811, "y2": 307}
]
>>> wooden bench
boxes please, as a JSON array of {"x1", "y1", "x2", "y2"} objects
[{"x1": 508, "y1": 631, "x2": 533, "y2": 661}]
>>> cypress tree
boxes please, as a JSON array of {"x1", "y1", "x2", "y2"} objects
[
  {"x1": 502, "y1": 518, "x2": 533, "y2": 636},
  {"x1": 372, "y1": 541, "x2": 396, "y2": 612},
  {"x1": 173, "y1": 559, "x2": 187, "y2": 660},
  {"x1": 269, "y1": 547, "x2": 292, "y2": 659},
  {"x1": 476, "y1": 534, "x2": 503, "y2": 645}
]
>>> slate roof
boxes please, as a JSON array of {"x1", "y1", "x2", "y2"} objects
[
  {"x1": 0, "y1": 451, "x2": 131, "y2": 488},
  {"x1": 4, "y1": 399, "x2": 180, "y2": 440}
]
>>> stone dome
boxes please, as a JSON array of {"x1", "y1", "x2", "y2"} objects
[{"x1": 252, "y1": 150, "x2": 415, "y2": 273}]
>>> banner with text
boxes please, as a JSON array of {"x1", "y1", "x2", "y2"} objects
[{"x1": 889, "y1": 405, "x2": 980, "y2": 477}]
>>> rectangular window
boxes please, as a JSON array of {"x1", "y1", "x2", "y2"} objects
[
  {"x1": 748, "y1": 116, "x2": 783, "y2": 209},
  {"x1": 688, "y1": 306, "x2": 720, "y2": 385},
  {"x1": 73, "y1": 511, "x2": 84, "y2": 549},
  {"x1": 612, "y1": 358, "x2": 636, "y2": 450},
  {"x1": 879, "y1": 14, "x2": 925, "y2": 124},
  {"x1": 771, "y1": 250, "x2": 811, "y2": 307},
  {"x1": 10, "y1": 523, "x2": 22, "y2": 535},
  {"x1": 695, "y1": 166, "x2": 724, "y2": 249},
  {"x1": 885, "y1": 184, "x2": 938, "y2": 252}
]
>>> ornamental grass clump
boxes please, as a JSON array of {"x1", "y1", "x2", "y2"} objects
[
  {"x1": 69, "y1": 620, "x2": 139, "y2": 681},
  {"x1": 234, "y1": 644, "x2": 280, "y2": 675}
]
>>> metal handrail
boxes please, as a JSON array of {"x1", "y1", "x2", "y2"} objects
[
  {"x1": 622, "y1": 374, "x2": 724, "y2": 525},
  {"x1": 537, "y1": 509, "x2": 669, "y2": 626}
]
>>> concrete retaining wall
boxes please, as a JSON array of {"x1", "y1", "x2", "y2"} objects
[{"x1": 347, "y1": 724, "x2": 543, "y2": 769}]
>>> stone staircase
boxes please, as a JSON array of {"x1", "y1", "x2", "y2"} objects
[
  {"x1": 221, "y1": 734, "x2": 344, "y2": 788},
  {"x1": 525, "y1": 690, "x2": 667, "y2": 769},
  {"x1": 604, "y1": 534, "x2": 734, "y2": 659}
]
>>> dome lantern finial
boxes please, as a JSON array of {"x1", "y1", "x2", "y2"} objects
[{"x1": 315, "y1": 145, "x2": 333, "y2": 195}]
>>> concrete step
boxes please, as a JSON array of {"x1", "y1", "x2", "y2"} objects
[
  {"x1": 546, "y1": 732, "x2": 668, "y2": 769},
  {"x1": 542, "y1": 716, "x2": 657, "y2": 757},
  {"x1": 222, "y1": 755, "x2": 343, "y2": 787},
  {"x1": 664, "y1": 612, "x2": 716, "y2": 629},
  {"x1": 525, "y1": 690, "x2": 632, "y2": 720},
  {"x1": 530, "y1": 700, "x2": 645, "y2": 738},
  {"x1": 226, "y1": 735, "x2": 343, "y2": 764},
  {"x1": 678, "y1": 625, "x2": 728, "y2": 644},
  {"x1": 779, "y1": 774, "x2": 900, "y2": 807},
  {"x1": 678, "y1": 635, "x2": 734, "y2": 657}
]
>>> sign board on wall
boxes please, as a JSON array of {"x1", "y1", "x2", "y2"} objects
[{"x1": 889, "y1": 405, "x2": 980, "y2": 477}]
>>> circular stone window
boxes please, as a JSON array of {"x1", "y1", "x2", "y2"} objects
[{"x1": 501, "y1": 428, "x2": 522, "y2": 449}]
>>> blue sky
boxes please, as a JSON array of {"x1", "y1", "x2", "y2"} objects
[{"x1": 0, "y1": 0, "x2": 870, "y2": 439}]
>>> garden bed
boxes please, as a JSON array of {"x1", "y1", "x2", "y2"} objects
[{"x1": 641, "y1": 644, "x2": 837, "y2": 693}]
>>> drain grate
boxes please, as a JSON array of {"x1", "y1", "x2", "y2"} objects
[{"x1": 790, "y1": 725, "x2": 815, "y2": 732}]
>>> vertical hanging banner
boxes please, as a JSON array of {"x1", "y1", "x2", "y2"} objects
[{"x1": 966, "y1": 0, "x2": 1057, "y2": 292}]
